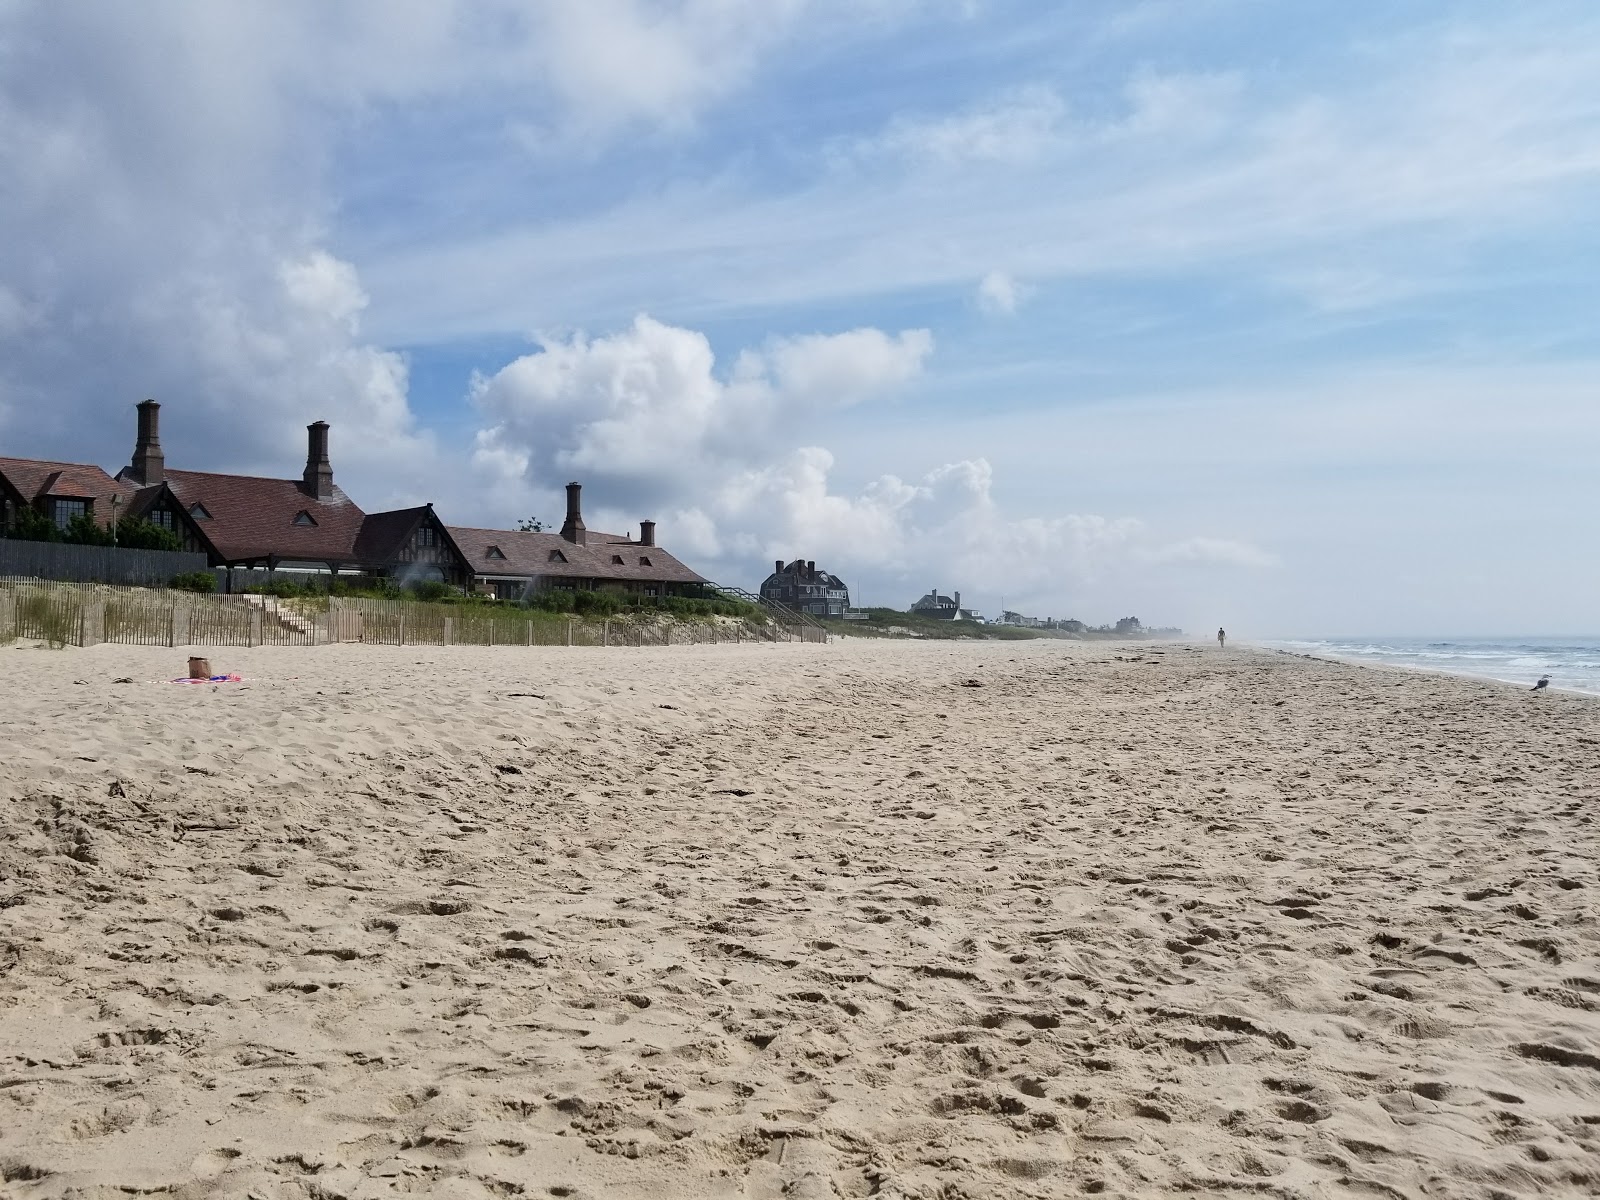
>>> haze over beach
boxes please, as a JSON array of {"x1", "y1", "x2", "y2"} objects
[{"x1": 3, "y1": 4, "x2": 1600, "y2": 1199}]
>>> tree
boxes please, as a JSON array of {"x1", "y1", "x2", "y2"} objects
[
  {"x1": 516, "y1": 517, "x2": 546, "y2": 532},
  {"x1": 1115, "y1": 616, "x2": 1143, "y2": 634},
  {"x1": 3, "y1": 505, "x2": 61, "y2": 542}
]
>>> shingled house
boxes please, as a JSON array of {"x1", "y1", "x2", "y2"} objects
[
  {"x1": 759, "y1": 559, "x2": 850, "y2": 618},
  {"x1": 448, "y1": 483, "x2": 708, "y2": 601},
  {"x1": 910, "y1": 588, "x2": 983, "y2": 622},
  {"x1": 6, "y1": 401, "x2": 712, "y2": 596},
  {"x1": 0, "y1": 455, "x2": 138, "y2": 537},
  {"x1": 111, "y1": 403, "x2": 471, "y2": 585}
]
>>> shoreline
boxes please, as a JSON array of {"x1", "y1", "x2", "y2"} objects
[{"x1": 1253, "y1": 638, "x2": 1600, "y2": 698}]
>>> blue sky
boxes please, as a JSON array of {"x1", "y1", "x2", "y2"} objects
[{"x1": 2, "y1": 1, "x2": 1598, "y2": 634}]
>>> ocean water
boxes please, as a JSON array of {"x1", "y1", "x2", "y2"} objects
[{"x1": 1262, "y1": 636, "x2": 1600, "y2": 695}]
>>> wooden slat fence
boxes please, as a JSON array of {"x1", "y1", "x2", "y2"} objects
[{"x1": 0, "y1": 583, "x2": 819, "y2": 650}]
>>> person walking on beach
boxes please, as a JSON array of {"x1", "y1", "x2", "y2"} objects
[{"x1": 1217, "y1": 628, "x2": 1226, "y2": 648}]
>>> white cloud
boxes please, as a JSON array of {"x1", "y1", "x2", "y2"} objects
[
  {"x1": 469, "y1": 314, "x2": 1268, "y2": 614},
  {"x1": 365, "y1": 24, "x2": 1600, "y2": 341},
  {"x1": 976, "y1": 270, "x2": 1025, "y2": 315},
  {"x1": 470, "y1": 314, "x2": 932, "y2": 507},
  {"x1": 763, "y1": 327, "x2": 933, "y2": 406},
  {"x1": 0, "y1": 1, "x2": 902, "y2": 511},
  {"x1": 281, "y1": 251, "x2": 369, "y2": 333}
]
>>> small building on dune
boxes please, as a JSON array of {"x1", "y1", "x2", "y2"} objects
[
  {"x1": 448, "y1": 483, "x2": 709, "y2": 601},
  {"x1": 910, "y1": 587, "x2": 983, "y2": 622},
  {"x1": 759, "y1": 559, "x2": 850, "y2": 618}
]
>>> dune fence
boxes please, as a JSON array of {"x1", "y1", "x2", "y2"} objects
[{"x1": 0, "y1": 581, "x2": 823, "y2": 650}]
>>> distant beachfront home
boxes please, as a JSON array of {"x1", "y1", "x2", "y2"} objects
[
  {"x1": 911, "y1": 588, "x2": 983, "y2": 622},
  {"x1": 449, "y1": 484, "x2": 708, "y2": 602},
  {"x1": 759, "y1": 559, "x2": 850, "y2": 618}
]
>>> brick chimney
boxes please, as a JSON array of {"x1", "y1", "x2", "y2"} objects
[
  {"x1": 807, "y1": 560, "x2": 815, "y2": 580},
  {"x1": 303, "y1": 421, "x2": 333, "y2": 499},
  {"x1": 128, "y1": 399, "x2": 164, "y2": 486},
  {"x1": 775, "y1": 559, "x2": 784, "y2": 577},
  {"x1": 639, "y1": 519, "x2": 656, "y2": 547},
  {"x1": 561, "y1": 481, "x2": 587, "y2": 545}
]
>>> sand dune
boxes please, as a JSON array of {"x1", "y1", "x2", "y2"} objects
[{"x1": 1, "y1": 639, "x2": 1597, "y2": 1198}]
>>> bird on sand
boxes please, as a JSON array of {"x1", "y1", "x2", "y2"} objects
[{"x1": 1531, "y1": 675, "x2": 1551, "y2": 692}]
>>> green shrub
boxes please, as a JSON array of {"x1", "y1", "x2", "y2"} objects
[
  {"x1": 529, "y1": 588, "x2": 578, "y2": 613},
  {"x1": 116, "y1": 517, "x2": 182, "y2": 551},
  {"x1": 171, "y1": 571, "x2": 217, "y2": 593},
  {"x1": 3, "y1": 506, "x2": 61, "y2": 542},
  {"x1": 410, "y1": 579, "x2": 456, "y2": 603},
  {"x1": 63, "y1": 513, "x2": 114, "y2": 546},
  {"x1": 572, "y1": 589, "x2": 624, "y2": 616}
]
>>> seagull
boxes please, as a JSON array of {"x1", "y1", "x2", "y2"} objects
[{"x1": 1531, "y1": 675, "x2": 1551, "y2": 692}]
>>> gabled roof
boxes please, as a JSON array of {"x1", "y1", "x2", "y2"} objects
[
  {"x1": 121, "y1": 481, "x2": 219, "y2": 556},
  {"x1": 162, "y1": 468, "x2": 369, "y2": 564},
  {"x1": 351, "y1": 505, "x2": 469, "y2": 571},
  {"x1": 447, "y1": 526, "x2": 709, "y2": 584},
  {"x1": 0, "y1": 456, "x2": 137, "y2": 518},
  {"x1": 766, "y1": 559, "x2": 848, "y2": 589}
]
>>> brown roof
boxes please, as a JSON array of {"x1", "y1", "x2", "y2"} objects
[
  {"x1": 162, "y1": 469, "x2": 370, "y2": 565},
  {"x1": 447, "y1": 526, "x2": 709, "y2": 585},
  {"x1": 0, "y1": 456, "x2": 137, "y2": 521}
]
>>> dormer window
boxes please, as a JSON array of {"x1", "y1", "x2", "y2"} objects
[
  {"x1": 486, "y1": 546, "x2": 506, "y2": 560},
  {"x1": 293, "y1": 510, "x2": 317, "y2": 527},
  {"x1": 548, "y1": 549, "x2": 567, "y2": 563},
  {"x1": 611, "y1": 554, "x2": 624, "y2": 564},
  {"x1": 638, "y1": 556, "x2": 652, "y2": 566},
  {"x1": 188, "y1": 502, "x2": 212, "y2": 520}
]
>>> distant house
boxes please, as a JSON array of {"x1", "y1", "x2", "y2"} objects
[
  {"x1": 449, "y1": 483, "x2": 708, "y2": 601},
  {"x1": 760, "y1": 559, "x2": 849, "y2": 618},
  {"x1": 910, "y1": 588, "x2": 982, "y2": 622}
]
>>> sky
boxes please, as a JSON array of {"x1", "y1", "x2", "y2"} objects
[{"x1": 1, "y1": 0, "x2": 1597, "y2": 636}]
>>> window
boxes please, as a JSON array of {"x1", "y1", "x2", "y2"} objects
[
  {"x1": 611, "y1": 554, "x2": 624, "y2": 564},
  {"x1": 548, "y1": 549, "x2": 567, "y2": 563},
  {"x1": 638, "y1": 556, "x2": 652, "y2": 566},
  {"x1": 188, "y1": 502, "x2": 213, "y2": 520},
  {"x1": 293, "y1": 510, "x2": 317, "y2": 526},
  {"x1": 486, "y1": 546, "x2": 506, "y2": 560},
  {"x1": 150, "y1": 509, "x2": 175, "y2": 531},
  {"x1": 53, "y1": 498, "x2": 87, "y2": 529},
  {"x1": 415, "y1": 525, "x2": 438, "y2": 547}
]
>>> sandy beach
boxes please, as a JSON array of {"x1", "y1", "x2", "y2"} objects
[{"x1": 1, "y1": 637, "x2": 1597, "y2": 1198}]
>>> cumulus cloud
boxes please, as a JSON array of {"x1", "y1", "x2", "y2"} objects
[
  {"x1": 469, "y1": 313, "x2": 1270, "y2": 613},
  {"x1": 470, "y1": 314, "x2": 932, "y2": 507},
  {"x1": 0, "y1": 1, "x2": 873, "y2": 505}
]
